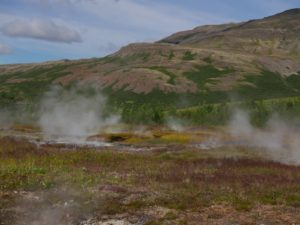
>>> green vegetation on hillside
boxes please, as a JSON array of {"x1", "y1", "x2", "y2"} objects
[
  {"x1": 182, "y1": 51, "x2": 197, "y2": 60},
  {"x1": 149, "y1": 67, "x2": 177, "y2": 84},
  {"x1": 103, "y1": 53, "x2": 151, "y2": 65},
  {"x1": 175, "y1": 96, "x2": 300, "y2": 126},
  {"x1": 2, "y1": 63, "x2": 300, "y2": 126},
  {"x1": 286, "y1": 71, "x2": 300, "y2": 90},
  {"x1": 0, "y1": 65, "x2": 71, "y2": 106},
  {"x1": 168, "y1": 51, "x2": 175, "y2": 60},
  {"x1": 96, "y1": 69, "x2": 300, "y2": 125},
  {"x1": 237, "y1": 70, "x2": 300, "y2": 100},
  {"x1": 183, "y1": 65, "x2": 234, "y2": 89}
]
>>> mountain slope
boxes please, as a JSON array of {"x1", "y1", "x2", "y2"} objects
[
  {"x1": 159, "y1": 9, "x2": 300, "y2": 56},
  {"x1": 1, "y1": 9, "x2": 300, "y2": 110}
]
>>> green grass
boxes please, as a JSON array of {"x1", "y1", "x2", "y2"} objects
[
  {"x1": 183, "y1": 65, "x2": 234, "y2": 89},
  {"x1": 0, "y1": 65, "x2": 71, "y2": 106},
  {"x1": 168, "y1": 51, "x2": 175, "y2": 60},
  {"x1": 286, "y1": 71, "x2": 300, "y2": 90},
  {"x1": 236, "y1": 70, "x2": 300, "y2": 100},
  {"x1": 182, "y1": 51, "x2": 197, "y2": 60},
  {"x1": 103, "y1": 53, "x2": 151, "y2": 65}
]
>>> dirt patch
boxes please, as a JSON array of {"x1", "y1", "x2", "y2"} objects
[
  {"x1": 6, "y1": 78, "x2": 32, "y2": 84},
  {"x1": 257, "y1": 56, "x2": 300, "y2": 75}
]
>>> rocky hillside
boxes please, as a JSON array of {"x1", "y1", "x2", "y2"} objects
[
  {"x1": 1, "y1": 9, "x2": 300, "y2": 109},
  {"x1": 159, "y1": 9, "x2": 300, "y2": 57}
]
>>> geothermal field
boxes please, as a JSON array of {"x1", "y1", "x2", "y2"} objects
[
  {"x1": 1, "y1": 68, "x2": 300, "y2": 225},
  {"x1": 2, "y1": 3, "x2": 300, "y2": 225},
  {"x1": 1, "y1": 88, "x2": 300, "y2": 225},
  {"x1": 1, "y1": 117, "x2": 300, "y2": 225}
]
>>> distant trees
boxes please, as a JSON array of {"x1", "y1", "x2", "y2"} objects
[
  {"x1": 0, "y1": 92, "x2": 18, "y2": 105},
  {"x1": 174, "y1": 97, "x2": 300, "y2": 127},
  {"x1": 121, "y1": 101, "x2": 165, "y2": 124},
  {"x1": 119, "y1": 97, "x2": 300, "y2": 126}
]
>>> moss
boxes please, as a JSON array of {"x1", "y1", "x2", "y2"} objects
[{"x1": 160, "y1": 134, "x2": 191, "y2": 144}]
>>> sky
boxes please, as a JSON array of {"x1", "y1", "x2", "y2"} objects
[{"x1": 0, "y1": 0, "x2": 300, "y2": 64}]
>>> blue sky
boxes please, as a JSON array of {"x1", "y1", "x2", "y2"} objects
[{"x1": 0, "y1": 0, "x2": 299, "y2": 64}]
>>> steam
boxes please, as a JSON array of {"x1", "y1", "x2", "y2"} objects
[
  {"x1": 38, "y1": 86, "x2": 119, "y2": 142},
  {"x1": 166, "y1": 117, "x2": 186, "y2": 132},
  {"x1": 15, "y1": 187, "x2": 96, "y2": 225},
  {"x1": 229, "y1": 109, "x2": 300, "y2": 165},
  {"x1": 0, "y1": 109, "x2": 13, "y2": 129},
  {"x1": 0, "y1": 104, "x2": 34, "y2": 129}
]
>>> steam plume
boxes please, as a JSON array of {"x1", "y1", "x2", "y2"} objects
[
  {"x1": 38, "y1": 86, "x2": 119, "y2": 142},
  {"x1": 229, "y1": 109, "x2": 300, "y2": 165}
]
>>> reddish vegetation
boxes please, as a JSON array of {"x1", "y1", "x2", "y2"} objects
[
  {"x1": 1, "y1": 136, "x2": 300, "y2": 224},
  {"x1": 0, "y1": 137, "x2": 50, "y2": 159}
]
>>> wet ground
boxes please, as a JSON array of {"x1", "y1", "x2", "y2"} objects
[{"x1": 0, "y1": 125, "x2": 250, "y2": 152}]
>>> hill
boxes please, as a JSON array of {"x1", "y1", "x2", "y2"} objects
[{"x1": 1, "y1": 9, "x2": 300, "y2": 120}]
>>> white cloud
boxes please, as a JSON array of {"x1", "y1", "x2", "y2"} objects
[
  {"x1": 0, "y1": 43, "x2": 12, "y2": 55},
  {"x1": 1, "y1": 19, "x2": 82, "y2": 43}
]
